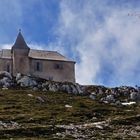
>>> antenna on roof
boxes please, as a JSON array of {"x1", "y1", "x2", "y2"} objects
[{"x1": 19, "y1": 29, "x2": 21, "y2": 32}]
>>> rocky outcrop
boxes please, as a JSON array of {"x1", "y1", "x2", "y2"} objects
[
  {"x1": 87, "y1": 85, "x2": 140, "y2": 105},
  {"x1": 1, "y1": 71, "x2": 140, "y2": 106},
  {"x1": 0, "y1": 72, "x2": 86, "y2": 95},
  {"x1": 41, "y1": 81, "x2": 86, "y2": 95}
]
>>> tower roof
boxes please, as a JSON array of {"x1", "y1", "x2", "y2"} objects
[{"x1": 12, "y1": 30, "x2": 30, "y2": 49}]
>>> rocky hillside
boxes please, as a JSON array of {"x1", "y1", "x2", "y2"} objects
[
  {"x1": 0, "y1": 71, "x2": 140, "y2": 105},
  {"x1": 0, "y1": 71, "x2": 140, "y2": 139}
]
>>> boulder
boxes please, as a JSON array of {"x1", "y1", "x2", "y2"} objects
[
  {"x1": 2, "y1": 87, "x2": 8, "y2": 90},
  {"x1": 17, "y1": 76, "x2": 37, "y2": 87},
  {"x1": 27, "y1": 94, "x2": 33, "y2": 97},
  {"x1": 101, "y1": 94, "x2": 115, "y2": 103},
  {"x1": 36, "y1": 96, "x2": 47, "y2": 103},
  {"x1": 36, "y1": 96, "x2": 45, "y2": 103},
  {"x1": 0, "y1": 71, "x2": 12, "y2": 80},
  {"x1": 105, "y1": 95, "x2": 115, "y2": 103},
  {"x1": 89, "y1": 93, "x2": 96, "y2": 100},
  {"x1": 98, "y1": 89, "x2": 104, "y2": 95},
  {"x1": 32, "y1": 87, "x2": 38, "y2": 91},
  {"x1": 75, "y1": 83, "x2": 83, "y2": 94},
  {"x1": 65, "y1": 104, "x2": 72, "y2": 108},
  {"x1": 60, "y1": 83, "x2": 84, "y2": 95},
  {"x1": 0, "y1": 77, "x2": 12, "y2": 88},
  {"x1": 37, "y1": 84, "x2": 42, "y2": 89},
  {"x1": 16, "y1": 73, "x2": 22, "y2": 81},
  {"x1": 42, "y1": 88, "x2": 47, "y2": 92},
  {"x1": 48, "y1": 83, "x2": 59, "y2": 92},
  {"x1": 60, "y1": 84, "x2": 71, "y2": 93},
  {"x1": 42, "y1": 81, "x2": 50, "y2": 88},
  {"x1": 115, "y1": 100, "x2": 122, "y2": 106},
  {"x1": 70, "y1": 84, "x2": 78, "y2": 94},
  {"x1": 130, "y1": 92, "x2": 140, "y2": 102}
]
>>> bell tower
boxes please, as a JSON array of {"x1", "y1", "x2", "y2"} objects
[{"x1": 12, "y1": 30, "x2": 30, "y2": 76}]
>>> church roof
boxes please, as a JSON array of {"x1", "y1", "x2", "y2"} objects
[
  {"x1": 28, "y1": 49, "x2": 73, "y2": 62},
  {"x1": 12, "y1": 31, "x2": 30, "y2": 49},
  {"x1": 0, "y1": 49, "x2": 74, "y2": 62}
]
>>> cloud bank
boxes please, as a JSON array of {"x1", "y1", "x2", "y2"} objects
[{"x1": 55, "y1": 0, "x2": 140, "y2": 86}]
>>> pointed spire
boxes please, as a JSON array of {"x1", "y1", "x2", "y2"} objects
[{"x1": 12, "y1": 30, "x2": 30, "y2": 49}]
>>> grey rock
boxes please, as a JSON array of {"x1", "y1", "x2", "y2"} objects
[
  {"x1": 0, "y1": 77, "x2": 12, "y2": 88},
  {"x1": 2, "y1": 87, "x2": 8, "y2": 90},
  {"x1": 89, "y1": 94, "x2": 96, "y2": 100},
  {"x1": 98, "y1": 89, "x2": 103, "y2": 95},
  {"x1": 0, "y1": 121, "x2": 20, "y2": 130},
  {"x1": 33, "y1": 87, "x2": 38, "y2": 91},
  {"x1": 70, "y1": 85, "x2": 78, "y2": 94},
  {"x1": 37, "y1": 84, "x2": 42, "y2": 89},
  {"x1": 106, "y1": 95, "x2": 115, "y2": 103},
  {"x1": 0, "y1": 71, "x2": 12, "y2": 80},
  {"x1": 16, "y1": 73, "x2": 22, "y2": 81},
  {"x1": 60, "y1": 84, "x2": 71, "y2": 93},
  {"x1": 65, "y1": 104, "x2": 72, "y2": 108},
  {"x1": 27, "y1": 94, "x2": 33, "y2": 97},
  {"x1": 60, "y1": 83, "x2": 84, "y2": 95},
  {"x1": 130, "y1": 92, "x2": 140, "y2": 101},
  {"x1": 101, "y1": 94, "x2": 115, "y2": 103},
  {"x1": 115, "y1": 100, "x2": 122, "y2": 106},
  {"x1": 36, "y1": 96, "x2": 47, "y2": 103},
  {"x1": 36, "y1": 97, "x2": 45, "y2": 103},
  {"x1": 48, "y1": 84, "x2": 58, "y2": 92},
  {"x1": 75, "y1": 83, "x2": 83, "y2": 94},
  {"x1": 17, "y1": 76, "x2": 37, "y2": 87},
  {"x1": 42, "y1": 88, "x2": 47, "y2": 92}
]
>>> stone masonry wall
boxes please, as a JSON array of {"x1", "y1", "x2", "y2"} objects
[{"x1": 29, "y1": 58, "x2": 75, "y2": 83}]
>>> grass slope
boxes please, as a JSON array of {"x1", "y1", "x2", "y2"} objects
[{"x1": 0, "y1": 90, "x2": 139, "y2": 139}]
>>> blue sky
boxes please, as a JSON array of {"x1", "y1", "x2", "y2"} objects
[{"x1": 0, "y1": 0, "x2": 140, "y2": 87}]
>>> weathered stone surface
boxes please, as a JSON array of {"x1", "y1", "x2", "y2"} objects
[
  {"x1": 48, "y1": 83, "x2": 59, "y2": 92},
  {"x1": 65, "y1": 104, "x2": 72, "y2": 108},
  {"x1": 101, "y1": 95, "x2": 115, "y2": 103},
  {"x1": 0, "y1": 71, "x2": 12, "y2": 80},
  {"x1": 36, "y1": 96, "x2": 45, "y2": 103},
  {"x1": 130, "y1": 92, "x2": 140, "y2": 102},
  {"x1": 16, "y1": 73, "x2": 22, "y2": 81},
  {"x1": 89, "y1": 93, "x2": 96, "y2": 100},
  {"x1": 0, "y1": 77, "x2": 11, "y2": 87},
  {"x1": 17, "y1": 76, "x2": 37, "y2": 87},
  {"x1": 33, "y1": 87, "x2": 38, "y2": 91},
  {"x1": 0, "y1": 72, "x2": 13, "y2": 89},
  {"x1": 0, "y1": 121, "x2": 20, "y2": 130}
]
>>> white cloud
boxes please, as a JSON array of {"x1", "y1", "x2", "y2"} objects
[
  {"x1": 57, "y1": 1, "x2": 140, "y2": 86},
  {"x1": 0, "y1": 44, "x2": 12, "y2": 49}
]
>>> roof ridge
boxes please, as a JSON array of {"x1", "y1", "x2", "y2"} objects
[{"x1": 30, "y1": 49, "x2": 57, "y2": 53}]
